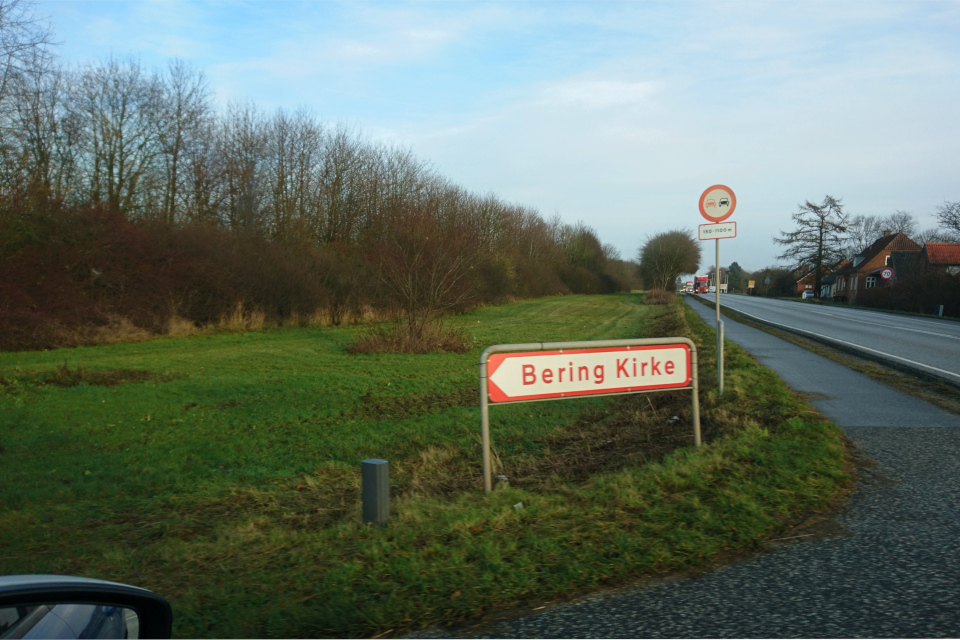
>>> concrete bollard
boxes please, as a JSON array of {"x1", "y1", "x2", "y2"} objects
[{"x1": 361, "y1": 458, "x2": 389, "y2": 526}]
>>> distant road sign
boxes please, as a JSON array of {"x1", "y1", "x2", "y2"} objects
[
  {"x1": 486, "y1": 345, "x2": 691, "y2": 403},
  {"x1": 698, "y1": 222, "x2": 737, "y2": 241},
  {"x1": 881, "y1": 267, "x2": 893, "y2": 280},
  {"x1": 748, "y1": 280, "x2": 756, "y2": 288},
  {"x1": 699, "y1": 185, "x2": 736, "y2": 223}
]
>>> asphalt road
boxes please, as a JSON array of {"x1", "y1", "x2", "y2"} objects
[
  {"x1": 707, "y1": 294, "x2": 960, "y2": 385},
  {"x1": 409, "y1": 299, "x2": 960, "y2": 639}
]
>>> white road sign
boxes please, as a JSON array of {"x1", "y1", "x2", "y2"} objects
[
  {"x1": 698, "y1": 222, "x2": 737, "y2": 241},
  {"x1": 486, "y1": 345, "x2": 691, "y2": 403}
]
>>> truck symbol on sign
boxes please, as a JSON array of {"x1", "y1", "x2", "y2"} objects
[{"x1": 719, "y1": 198, "x2": 729, "y2": 207}]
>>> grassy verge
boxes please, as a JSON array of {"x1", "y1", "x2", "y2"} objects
[{"x1": 0, "y1": 293, "x2": 849, "y2": 637}]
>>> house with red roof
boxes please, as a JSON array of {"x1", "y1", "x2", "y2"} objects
[
  {"x1": 832, "y1": 230, "x2": 921, "y2": 303},
  {"x1": 922, "y1": 243, "x2": 960, "y2": 277}
]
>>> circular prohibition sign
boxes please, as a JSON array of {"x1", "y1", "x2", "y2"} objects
[{"x1": 699, "y1": 185, "x2": 736, "y2": 223}]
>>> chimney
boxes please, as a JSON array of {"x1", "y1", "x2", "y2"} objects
[{"x1": 884, "y1": 229, "x2": 892, "y2": 236}]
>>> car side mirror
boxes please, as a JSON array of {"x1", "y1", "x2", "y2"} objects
[{"x1": 0, "y1": 575, "x2": 172, "y2": 639}]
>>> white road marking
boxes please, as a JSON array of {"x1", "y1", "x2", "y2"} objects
[
  {"x1": 721, "y1": 305, "x2": 960, "y2": 383},
  {"x1": 724, "y1": 298, "x2": 960, "y2": 341}
]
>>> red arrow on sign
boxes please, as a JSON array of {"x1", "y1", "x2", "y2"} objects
[{"x1": 487, "y1": 345, "x2": 691, "y2": 403}]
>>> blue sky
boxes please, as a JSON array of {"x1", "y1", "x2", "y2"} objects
[{"x1": 40, "y1": 1, "x2": 960, "y2": 270}]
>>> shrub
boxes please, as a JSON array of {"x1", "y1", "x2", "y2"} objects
[
  {"x1": 346, "y1": 321, "x2": 471, "y2": 354},
  {"x1": 643, "y1": 289, "x2": 677, "y2": 305}
]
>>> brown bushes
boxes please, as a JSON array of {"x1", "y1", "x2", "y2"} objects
[
  {"x1": 0, "y1": 202, "x2": 637, "y2": 352},
  {"x1": 856, "y1": 273, "x2": 960, "y2": 317},
  {"x1": 643, "y1": 289, "x2": 677, "y2": 305},
  {"x1": 346, "y1": 321, "x2": 472, "y2": 355}
]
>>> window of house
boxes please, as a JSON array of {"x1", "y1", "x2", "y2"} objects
[
  {"x1": 885, "y1": 255, "x2": 891, "y2": 265},
  {"x1": 866, "y1": 276, "x2": 877, "y2": 289},
  {"x1": 853, "y1": 276, "x2": 858, "y2": 290},
  {"x1": 805, "y1": 284, "x2": 813, "y2": 289}
]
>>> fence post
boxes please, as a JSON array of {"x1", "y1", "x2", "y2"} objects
[{"x1": 361, "y1": 459, "x2": 390, "y2": 526}]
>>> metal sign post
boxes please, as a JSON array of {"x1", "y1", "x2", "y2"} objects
[
  {"x1": 698, "y1": 185, "x2": 737, "y2": 397},
  {"x1": 478, "y1": 338, "x2": 701, "y2": 495},
  {"x1": 716, "y1": 238, "x2": 723, "y2": 395}
]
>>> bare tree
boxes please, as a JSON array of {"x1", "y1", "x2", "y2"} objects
[
  {"x1": 7, "y1": 62, "x2": 78, "y2": 203},
  {"x1": 774, "y1": 195, "x2": 847, "y2": 298},
  {"x1": 916, "y1": 227, "x2": 959, "y2": 245},
  {"x1": 219, "y1": 101, "x2": 268, "y2": 231},
  {"x1": 0, "y1": 0, "x2": 54, "y2": 106},
  {"x1": 844, "y1": 214, "x2": 883, "y2": 255},
  {"x1": 180, "y1": 116, "x2": 224, "y2": 225},
  {"x1": 72, "y1": 57, "x2": 164, "y2": 215},
  {"x1": 377, "y1": 200, "x2": 475, "y2": 339},
  {"x1": 935, "y1": 201, "x2": 960, "y2": 238},
  {"x1": 158, "y1": 59, "x2": 210, "y2": 225},
  {"x1": 637, "y1": 229, "x2": 701, "y2": 291},
  {"x1": 884, "y1": 210, "x2": 919, "y2": 237},
  {"x1": 264, "y1": 108, "x2": 323, "y2": 242}
]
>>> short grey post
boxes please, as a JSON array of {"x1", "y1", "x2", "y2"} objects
[{"x1": 361, "y1": 458, "x2": 389, "y2": 526}]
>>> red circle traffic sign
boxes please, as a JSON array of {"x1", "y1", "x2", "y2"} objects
[
  {"x1": 881, "y1": 267, "x2": 893, "y2": 280},
  {"x1": 699, "y1": 185, "x2": 736, "y2": 223}
]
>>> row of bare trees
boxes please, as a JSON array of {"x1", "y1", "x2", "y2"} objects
[{"x1": 0, "y1": 8, "x2": 637, "y2": 350}]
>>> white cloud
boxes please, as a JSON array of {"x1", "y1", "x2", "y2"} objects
[{"x1": 537, "y1": 79, "x2": 660, "y2": 110}]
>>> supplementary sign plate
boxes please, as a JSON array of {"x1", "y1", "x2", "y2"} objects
[
  {"x1": 486, "y1": 345, "x2": 691, "y2": 403},
  {"x1": 699, "y1": 185, "x2": 736, "y2": 222},
  {"x1": 698, "y1": 222, "x2": 737, "y2": 240}
]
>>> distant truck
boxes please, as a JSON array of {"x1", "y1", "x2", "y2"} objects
[
  {"x1": 684, "y1": 282, "x2": 694, "y2": 293},
  {"x1": 694, "y1": 276, "x2": 709, "y2": 294}
]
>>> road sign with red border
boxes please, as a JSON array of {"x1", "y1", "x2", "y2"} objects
[
  {"x1": 486, "y1": 345, "x2": 691, "y2": 403},
  {"x1": 699, "y1": 185, "x2": 736, "y2": 223},
  {"x1": 881, "y1": 267, "x2": 893, "y2": 280}
]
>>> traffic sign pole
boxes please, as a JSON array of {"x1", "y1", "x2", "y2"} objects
[
  {"x1": 699, "y1": 185, "x2": 735, "y2": 397},
  {"x1": 716, "y1": 238, "x2": 723, "y2": 395}
]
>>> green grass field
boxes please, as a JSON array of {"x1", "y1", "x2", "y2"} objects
[{"x1": 0, "y1": 294, "x2": 850, "y2": 637}]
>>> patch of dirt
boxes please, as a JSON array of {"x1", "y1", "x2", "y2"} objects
[
  {"x1": 350, "y1": 385, "x2": 477, "y2": 421},
  {"x1": 797, "y1": 391, "x2": 831, "y2": 401},
  {"x1": 499, "y1": 391, "x2": 705, "y2": 489},
  {"x1": 0, "y1": 363, "x2": 177, "y2": 393}
]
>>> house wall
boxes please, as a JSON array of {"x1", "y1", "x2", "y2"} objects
[{"x1": 838, "y1": 253, "x2": 893, "y2": 302}]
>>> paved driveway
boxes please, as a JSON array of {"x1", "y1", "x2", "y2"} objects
[{"x1": 412, "y1": 300, "x2": 960, "y2": 638}]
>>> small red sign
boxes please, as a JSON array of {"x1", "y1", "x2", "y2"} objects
[
  {"x1": 699, "y1": 185, "x2": 736, "y2": 223},
  {"x1": 486, "y1": 345, "x2": 691, "y2": 403},
  {"x1": 881, "y1": 267, "x2": 893, "y2": 280}
]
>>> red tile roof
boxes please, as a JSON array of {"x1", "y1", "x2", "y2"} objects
[{"x1": 925, "y1": 243, "x2": 960, "y2": 265}]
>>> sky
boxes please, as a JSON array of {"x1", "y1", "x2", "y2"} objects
[{"x1": 38, "y1": 0, "x2": 960, "y2": 271}]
